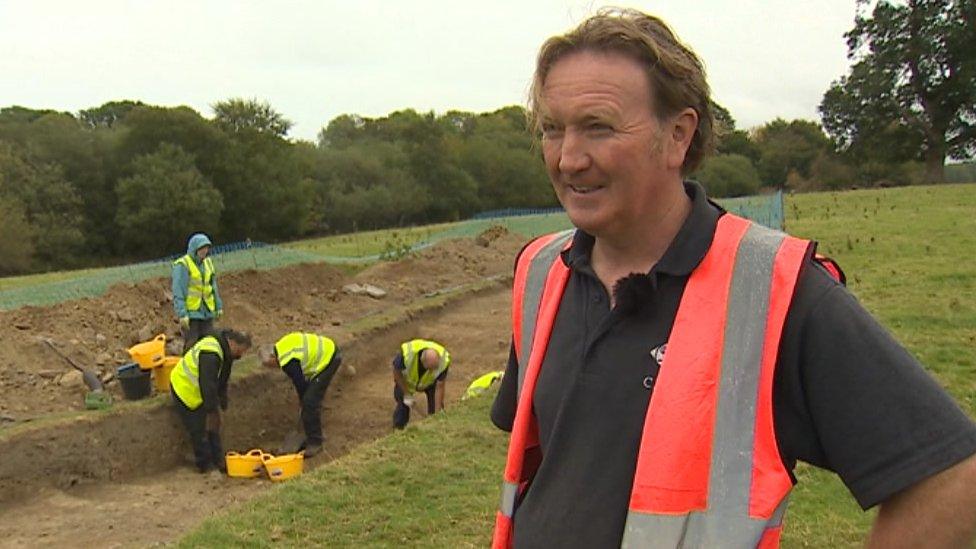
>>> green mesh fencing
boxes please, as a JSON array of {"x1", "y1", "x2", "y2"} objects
[
  {"x1": 414, "y1": 191, "x2": 783, "y2": 243},
  {"x1": 0, "y1": 192, "x2": 782, "y2": 311},
  {"x1": 0, "y1": 246, "x2": 329, "y2": 311}
]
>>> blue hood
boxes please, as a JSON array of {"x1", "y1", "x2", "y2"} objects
[{"x1": 187, "y1": 233, "x2": 213, "y2": 256}]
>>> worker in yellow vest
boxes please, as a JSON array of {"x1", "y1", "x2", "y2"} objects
[
  {"x1": 392, "y1": 339, "x2": 450, "y2": 429},
  {"x1": 170, "y1": 328, "x2": 252, "y2": 473},
  {"x1": 172, "y1": 233, "x2": 224, "y2": 351},
  {"x1": 258, "y1": 332, "x2": 342, "y2": 458},
  {"x1": 464, "y1": 370, "x2": 504, "y2": 400}
]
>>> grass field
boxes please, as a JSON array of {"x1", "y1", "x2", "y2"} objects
[{"x1": 178, "y1": 183, "x2": 975, "y2": 548}]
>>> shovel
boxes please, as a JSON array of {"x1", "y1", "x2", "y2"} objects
[{"x1": 40, "y1": 337, "x2": 113, "y2": 409}]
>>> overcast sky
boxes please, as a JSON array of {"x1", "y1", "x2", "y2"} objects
[{"x1": 0, "y1": 1, "x2": 858, "y2": 141}]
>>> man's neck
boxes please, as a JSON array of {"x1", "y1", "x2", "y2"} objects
[{"x1": 590, "y1": 183, "x2": 691, "y2": 304}]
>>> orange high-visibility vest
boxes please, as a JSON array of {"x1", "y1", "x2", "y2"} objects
[{"x1": 493, "y1": 213, "x2": 811, "y2": 549}]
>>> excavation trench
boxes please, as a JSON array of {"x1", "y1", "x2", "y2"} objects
[{"x1": 0, "y1": 285, "x2": 512, "y2": 548}]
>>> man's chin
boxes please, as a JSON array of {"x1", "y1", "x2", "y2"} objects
[{"x1": 565, "y1": 211, "x2": 608, "y2": 237}]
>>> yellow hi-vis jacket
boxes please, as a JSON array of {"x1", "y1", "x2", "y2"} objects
[
  {"x1": 173, "y1": 254, "x2": 216, "y2": 313},
  {"x1": 274, "y1": 332, "x2": 337, "y2": 379},
  {"x1": 170, "y1": 336, "x2": 223, "y2": 410},
  {"x1": 400, "y1": 339, "x2": 450, "y2": 393},
  {"x1": 464, "y1": 370, "x2": 504, "y2": 399}
]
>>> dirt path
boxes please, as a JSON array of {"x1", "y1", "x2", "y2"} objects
[{"x1": 0, "y1": 286, "x2": 512, "y2": 548}]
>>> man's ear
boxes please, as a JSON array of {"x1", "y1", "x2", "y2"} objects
[{"x1": 665, "y1": 108, "x2": 698, "y2": 170}]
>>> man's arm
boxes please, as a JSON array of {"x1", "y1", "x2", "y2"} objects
[
  {"x1": 434, "y1": 380, "x2": 446, "y2": 412},
  {"x1": 490, "y1": 342, "x2": 519, "y2": 431},
  {"x1": 281, "y1": 359, "x2": 308, "y2": 400},
  {"x1": 393, "y1": 368, "x2": 411, "y2": 394},
  {"x1": 216, "y1": 353, "x2": 233, "y2": 411},
  {"x1": 211, "y1": 272, "x2": 223, "y2": 314},
  {"x1": 868, "y1": 453, "x2": 976, "y2": 548},
  {"x1": 198, "y1": 351, "x2": 221, "y2": 413}
]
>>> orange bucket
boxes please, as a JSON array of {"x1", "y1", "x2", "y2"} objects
[
  {"x1": 128, "y1": 334, "x2": 167, "y2": 370},
  {"x1": 152, "y1": 356, "x2": 180, "y2": 393},
  {"x1": 262, "y1": 451, "x2": 304, "y2": 481},
  {"x1": 226, "y1": 449, "x2": 267, "y2": 478}
]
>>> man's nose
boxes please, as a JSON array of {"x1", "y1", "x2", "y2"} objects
[{"x1": 558, "y1": 131, "x2": 591, "y2": 174}]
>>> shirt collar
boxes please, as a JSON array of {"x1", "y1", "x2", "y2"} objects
[{"x1": 561, "y1": 180, "x2": 723, "y2": 277}]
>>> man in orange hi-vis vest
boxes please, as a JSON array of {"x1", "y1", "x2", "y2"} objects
[{"x1": 489, "y1": 8, "x2": 976, "y2": 549}]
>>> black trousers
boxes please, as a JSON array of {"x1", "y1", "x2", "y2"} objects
[
  {"x1": 301, "y1": 362, "x2": 339, "y2": 447},
  {"x1": 181, "y1": 318, "x2": 214, "y2": 353},
  {"x1": 172, "y1": 388, "x2": 223, "y2": 472},
  {"x1": 392, "y1": 384, "x2": 436, "y2": 429}
]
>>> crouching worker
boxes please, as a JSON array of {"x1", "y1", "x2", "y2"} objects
[
  {"x1": 258, "y1": 332, "x2": 341, "y2": 458},
  {"x1": 170, "y1": 328, "x2": 252, "y2": 473},
  {"x1": 392, "y1": 339, "x2": 450, "y2": 429}
]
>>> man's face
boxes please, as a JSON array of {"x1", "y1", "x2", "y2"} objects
[
  {"x1": 196, "y1": 245, "x2": 210, "y2": 260},
  {"x1": 539, "y1": 51, "x2": 676, "y2": 240}
]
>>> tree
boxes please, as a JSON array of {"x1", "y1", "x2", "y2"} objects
[
  {"x1": 753, "y1": 119, "x2": 832, "y2": 187},
  {"x1": 0, "y1": 112, "x2": 119, "y2": 254},
  {"x1": 0, "y1": 106, "x2": 65, "y2": 125},
  {"x1": 693, "y1": 154, "x2": 762, "y2": 197},
  {"x1": 212, "y1": 98, "x2": 293, "y2": 137},
  {"x1": 0, "y1": 197, "x2": 36, "y2": 274},
  {"x1": 0, "y1": 141, "x2": 85, "y2": 267},
  {"x1": 820, "y1": 0, "x2": 976, "y2": 182},
  {"x1": 318, "y1": 114, "x2": 366, "y2": 148},
  {"x1": 78, "y1": 100, "x2": 145, "y2": 129},
  {"x1": 115, "y1": 144, "x2": 223, "y2": 255}
]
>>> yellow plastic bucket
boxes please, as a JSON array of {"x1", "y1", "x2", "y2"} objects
[
  {"x1": 152, "y1": 356, "x2": 180, "y2": 393},
  {"x1": 262, "y1": 451, "x2": 304, "y2": 481},
  {"x1": 226, "y1": 449, "x2": 267, "y2": 478},
  {"x1": 129, "y1": 334, "x2": 167, "y2": 370}
]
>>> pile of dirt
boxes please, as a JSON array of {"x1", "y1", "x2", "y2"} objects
[
  {"x1": 0, "y1": 232, "x2": 528, "y2": 420},
  {"x1": 355, "y1": 229, "x2": 527, "y2": 300},
  {"x1": 0, "y1": 287, "x2": 514, "y2": 547}
]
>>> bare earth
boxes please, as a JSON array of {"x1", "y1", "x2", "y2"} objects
[{"x1": 0, "y1": 230, "x2": 520, "y2": 548}]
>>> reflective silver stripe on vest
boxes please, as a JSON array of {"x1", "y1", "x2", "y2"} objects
[
  {"x1": 181, "y1": 360, "x2": 200, "y2": 388},
  {"x1": 622, "y1": 223, "x2": 789, "y2": 548},
  {"x1": 301, "y1": 333, "x2": 321, "y2": 377},
  {"x1": 500, "y1": 481, "x2": 519, "y2": 518},
  {"x1": 517, "y1": 230, "x2": 574, "y2": 399}
]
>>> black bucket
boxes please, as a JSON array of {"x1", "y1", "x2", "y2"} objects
[{"x1": 117, "y1": 363, "x2": 152, "y2": 400}]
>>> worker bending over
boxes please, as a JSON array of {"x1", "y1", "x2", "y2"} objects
[
  {"x1": 170, "y1": 328, "x2": 251, "y2": 474},
  {"x1": 392, "y1": 339, "x2": 450, "y2": 429},
  {"x1": 259, "y1": 332, "x2": 341, "y2": 458}
]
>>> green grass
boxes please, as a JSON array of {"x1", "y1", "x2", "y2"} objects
[
  {"x1": 786, "y1": 183, "x2": 976, "y2": 409},
  {"x1": 179, "y1": 392, "x2": 506, "y2": 548},
  {"x1": 287, "y1": 224, "x2": 455, "y2": 258},
  {"x1": 0, "y1": 266, "x2": 106, "y2": 291},
  {"x1": 180, "y1": 183, "x2": 975, "y2": 548}
]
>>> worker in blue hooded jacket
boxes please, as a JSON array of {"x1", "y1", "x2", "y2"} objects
[{"x1": 172, "y1": 233, "x2": 224, "y2": 351}]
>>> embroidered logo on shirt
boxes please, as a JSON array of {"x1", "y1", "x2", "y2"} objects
[{"x1": 649, "y1": 343, "x2": 667, "y2": 366}]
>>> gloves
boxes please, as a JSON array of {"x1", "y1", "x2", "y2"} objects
[
  {"x1": 402, "y1": 396, "x2": 415, "y2": 407},
  {"x1": 179, "y1": 316, "x2": 190, "y2": 330},
  {"x1": 215, "y1": 309, "x2": 223, "y2": 321}
]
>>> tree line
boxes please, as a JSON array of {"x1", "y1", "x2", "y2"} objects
[
  {"x1": 0, "y1": 101, "x2": 558, "y2": 275},
  {"x1": 0, "y1": 0, "x2": 972, "y2": 276}
]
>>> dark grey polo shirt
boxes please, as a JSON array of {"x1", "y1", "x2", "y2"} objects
[{"x1": 491, "y1": 182, "x2": 976, "y2": 549}]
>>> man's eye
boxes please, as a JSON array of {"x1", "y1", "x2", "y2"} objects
[
  {"x1": 541, "y1": 124, "x2": 563, "y2": 137},
  {"x1": 588, "y1": 123, "x2": 612, "y2": 133}
]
